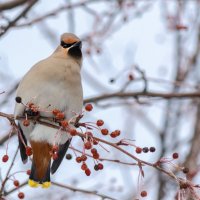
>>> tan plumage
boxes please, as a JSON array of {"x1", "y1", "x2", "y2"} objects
[{"x1": 14, "y1": 33, "x2": 83, "y2": 188}]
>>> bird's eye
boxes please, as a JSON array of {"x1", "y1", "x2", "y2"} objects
[{"x1": 60, "y1": 41, "x2": 75, "y2": 48}]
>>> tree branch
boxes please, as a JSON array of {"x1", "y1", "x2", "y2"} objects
[{"x1": 84, "y1": 91, "x2": 200, "y2": 104}]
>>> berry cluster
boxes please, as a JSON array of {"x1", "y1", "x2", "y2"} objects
[{"x1": 135, "y1": 146, "x2": 156, "y2": 154}]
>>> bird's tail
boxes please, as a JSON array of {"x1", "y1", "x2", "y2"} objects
[
  {"x1": 28, "y1": 159, "x2": 51, "y2": 188},
  {"x1": 29, "y1": 141, "x2": 52, "y2": 188}
]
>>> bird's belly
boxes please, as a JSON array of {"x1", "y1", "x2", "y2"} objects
[{"x1": 29, "y1": 124, "x2": 70, "y2": 145}]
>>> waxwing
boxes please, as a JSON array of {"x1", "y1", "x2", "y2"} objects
[{"x1": 14, "y1": 33, "x2": 83, "y2": 188}]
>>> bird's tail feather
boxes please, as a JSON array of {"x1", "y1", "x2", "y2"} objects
[{"x1": 29, "y1": 158, "x2": 51, "y2": 188}]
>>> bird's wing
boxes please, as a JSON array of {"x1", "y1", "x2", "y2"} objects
[
  {"x1": 51, "y1": 139, "x2": 71, "y2": 174},
  {"x1": 18, "y1": 123, "x2": 28, "y2": 163}
]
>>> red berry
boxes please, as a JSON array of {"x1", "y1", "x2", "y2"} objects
[
  {"x1": 23, "y1": 119, "x2": 30, "y2": 127},
  {"x1": 85, "y1": 168, "x2": 91, "y2": 176},
  {"x1": 172, "y1": 152, "x2": 179, "y2": 159},
  {"x1": 110, "y1": 132, "x2": 117, "y2": 138},
  {"x1": 52, "y1": 109, "x2": 60, "y2": 116},
  {"x1": 26, "y1": 169, "x2": 31, "y2": 175},
  {"x1": 101, "y1": 129, "x2": 109, "y2": 135},
  {"x1": 84, "y1": 141, "x2": 92, "y2": 150},
  {"x1": 85, "y1": 104, "x2": 93, "y2": 111},
  {"x1": 13, "y1": 180, "x2": 19, "y2": 187},
  {"x1": 18, "y1": 192, "x2": 25, "y2": 199},
  {"x1": 76, "y1": 157, "x2": 82, "y2": 163},
  {"x1": 81, "y1": 155, "x2": 87, "y2": 161},
  {"x1": 2, "y1": 155, "x2": 9, "y2": 162},
  {"x1": 56, "y1": 112, "x2": 65, "y2": 120},
  {"x1": 93, "y1": 153, "x2": 100, "y2": 160},
  {"x1": 70, "y1": 129, "x2": 77, "y2": 136},
  {"x1": 96, "y1": 120, "x2": 104, "y2": 126},
  {"x1": 114, "y1": 130, "x2": 121, "y2": 136},
  {"x1": 81, "y1": 163, "x2": 87, "y2": 170},
  {"x1": 135, "y1": 147, "x2": 142, "y2": 154},
  {"x1": 141, "y1": 190, "x2": 147, "y2": 197},
  {"x1": 60, "y1": 120, "x2": 68, "y2": 128},
  {"x1": 25, "y1": 146, "x2": 32, "y2": 156},
  {"x1": 52, "y1": 153, "x2": 58, "y2": 160},
  {"x1": 98, "y1": 163, "x2": 104, "y2": 170},
  {"x1": 91, "y1": 148, "x2": 97, "y2": 154}
]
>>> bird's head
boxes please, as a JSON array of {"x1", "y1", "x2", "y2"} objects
[{"x1": 54, "y1": 33, "x2": 82, "y2": 64}]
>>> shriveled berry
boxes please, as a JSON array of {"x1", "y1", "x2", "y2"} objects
[
  {"x1": 91, "y1": 148, "x2": 97, "y2": 154},
  {"x1": 26, "y1": 169, "x2": 31, "y2": 175},
  {"x1": 81, "y1": 163, "x2": 87, "y2": 170},
  {"x1": 93, "y1": 153, "x2": 100, "y2": 160},
  {"x1": 98, "y1": 163, "x2": 104, "y2": 170},
  {"x1": 85, "y1": 104, "x2": 93, "y2": 111},
  {"x1": 93, "y1": 139, "x2": 99, "y2": 145},
  {"x1": 141, "y1": 190, "x2": 147, "y2": 197},
  {"x1": 150, "y1": 147, "x2": 156, "y2": 152},
  {"x1": 183, "y1": 167, "x2": 189, "y2": 174},
  {"x1": 172, "y1": 152, "x2": 179, "y2": 159},
  {"x1": 2, "y1": 155, "x2": 9, "y2": 162},
  {"x1": 13, "y1": 180, "x2": 19, "y2": 187},
  {"x1": 101, "y1": 129, "x2": 109, "y2": 135},
  {"x1": 128, "y1": 74, "x2": 134, "y2": 81},
  {"x1": 66, "y1": 154, "x2": 72, "y2": 160},
  {"x1": 70, "y1": 129, "x2": 77, "y2": 136},
  {"x1": 25, "y1": 146, "x2": 32, "y2": 156},
  {"x1": 76, "y1": 156, "x2": 82, "y2": 163},
  {"x1": 18, "y1": 192, "x2": 25, "y2": 199},
  {"x1": 142, "y1": 147, "x2": 149, "y2": 153},
  {"x1": 84, "y1": 142, "x2": 92, "y2": 150},
  {"x1": 96, "y1": 120, "x2": 104, "y2": 126},
  {"x1": 94, "y1": 164, "x2": 99, "y2": 171},
  {"x1": 23, "y1": 119, "x2": 30, "y2": 127},
  {"x1": 135, "y1": 147, "x2": 142, "y2": 154},
  {"x1": 60, "y1": 120, "x2": 68, "y2": 128},
  {"x1": 15, "y1": 96, "x2": 22, "y2": 103},
  {"x1": 85, "y1": 168, "x2": 91, "y2": 176}
]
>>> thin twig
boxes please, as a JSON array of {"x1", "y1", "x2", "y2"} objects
[
  {"x1": 52, "y1": 181, "x2": 117, "y2": 200},
  {"x1": 0, "y1": 147, "x2": 19, "y2": 197}
]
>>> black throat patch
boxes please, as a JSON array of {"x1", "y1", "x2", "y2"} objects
[{"x1": 68, "y1": 47, "x2": 82, "y2": 59}]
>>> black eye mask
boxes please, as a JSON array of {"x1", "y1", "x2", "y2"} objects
[{"x1": 60, "y1": 41, "x2": 76, "y2": 48}]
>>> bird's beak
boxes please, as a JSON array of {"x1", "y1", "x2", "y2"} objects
[{"x1": 71, "y1": 41, "x2": 82, "y2": 49}]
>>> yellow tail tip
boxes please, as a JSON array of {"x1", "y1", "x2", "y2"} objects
[
  {"x1": 28, "y1": 179, "x2": 39, "y2": 188},
  {"x1": 41, "y1": 181, "x2": 51, "y2": 188}
]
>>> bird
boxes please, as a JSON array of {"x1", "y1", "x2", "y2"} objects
[{"x1": 14, "y1": 33, "x2": 83, "y2": 188}]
